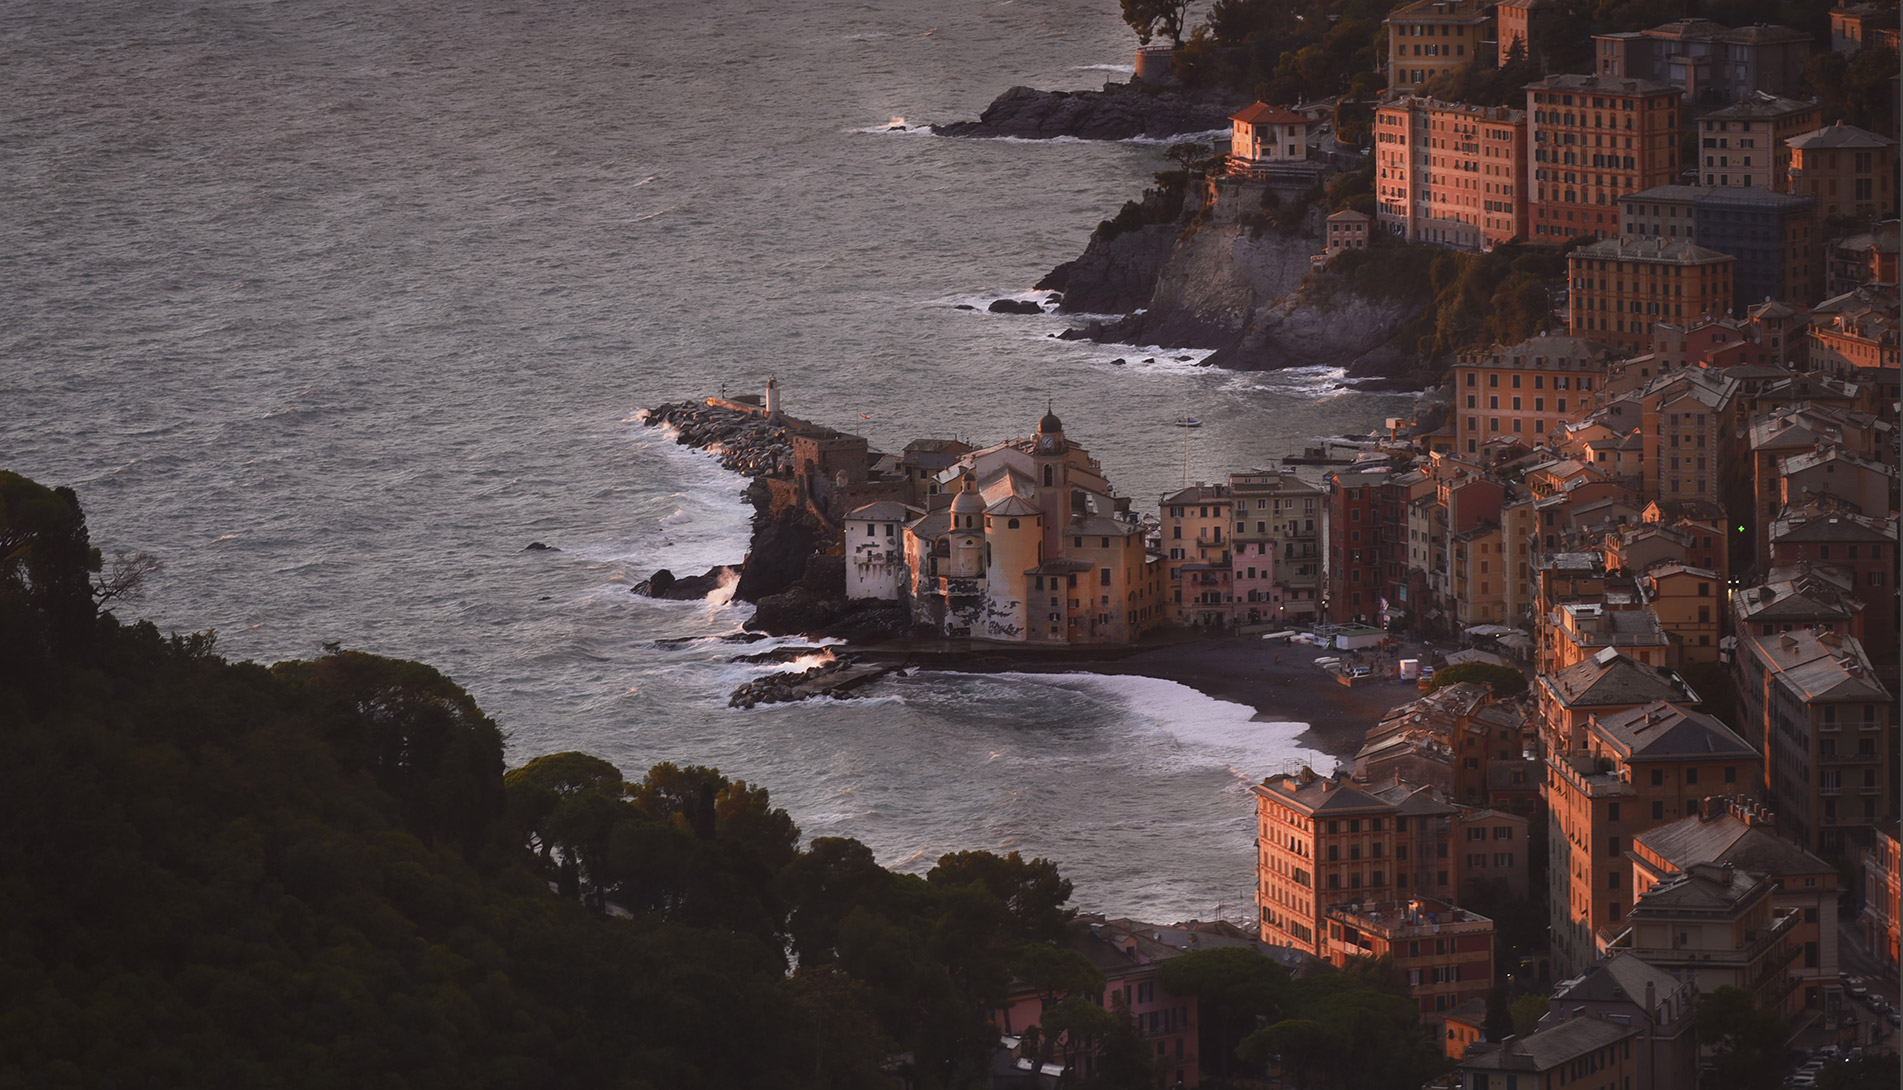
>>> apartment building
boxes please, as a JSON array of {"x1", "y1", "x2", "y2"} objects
[
  {"x1": 1545, "y1": 699, "x2": 1761, "y2": 973},
  {"x1": 1385, "y1": 0, "x2": 1494, "y2": 93},
  {"x1": 1160, "y1": 482, "x2": 1234, "y2": 627},
  {"x1": 1453, "y1": 335, "x2": 1613, "y2": 454},
  {"x1": 1609, "y1": 862, "x2": 1802, "y2": 1011},
  {"x1": 1254, "y1": 770, "x2": 1525, "y2": 957},
  {"x1": 1631, "y1": 800, "x2": 1841, "y2": 1011},
  {"x1": 1698, "y1": 94, "x2": 1822, "y2": 191},
  {"x1": 1734, "y1": 627, "x2": 1896, "y2": 856},
  {"x1": 1374, "y1": 97, "x2": 1529, "y2": 250},
  {"x1": 1786, "y1": 123, "x2": 1900, "y2": 220},
  {"x1": 1527, "y1": 74, "x2": 1681, "y2": 243},
  {"x1": 1229, "y1": 468, "x2": 1322, "y2": 624},
  {"x1": 1591, "y1": 19, "x2": 1812, "y2": 101},
  {"x1": 1324, "y1": 899, "x2": 1494, "y2": 1020},
  {"x1": 1566, "y1": 237, "x2": 1735, "y2": 356},
  {"x1": 1324, "y1": 468, "x2": 1396, "y2": 624}
]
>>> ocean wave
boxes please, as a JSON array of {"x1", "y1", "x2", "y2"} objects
[
  {"x1": 1073, "y1": 63, "x2": 1135, "y2": 74},
  {"x1": 848, "y1": 116, "x2": 931, "y2": 135},
  {"x1": 1120, "y1": 127, "x2": 1233, "y2": 146},
  {"x1": 1081, "y1": 345, "x2": 1215, "y2": 374}
]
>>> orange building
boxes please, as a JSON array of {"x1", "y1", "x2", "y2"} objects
[
  {"x1": 1452, "y1": 334, "x2": 1613, "y2": 454},
  {"x1": 1385, "y1": 0, "x2": 1494, "y2": 93},
  {"x1": 1861, "y1": 823, "x2": 1901, "y2": 979},
  {"x1": 1544, "y1": 699, "x2": 1761, "y2": 974},
  {"x1": 1527, "y1": 74, "x2": 1681, "y2": 243},
  {"x1": 1567, "y1": 237, "x2": 1736, "y2": 355},
  {"x1": 1324, "y1": 899, "x2": 1494, "y2": 1020},
  {"x1": 1374, "y1": 97, "x2": 1529, "y2": 250},
  {"x1": 1496, "y1": 0, "x2": 1558, "y2": 67},
  {"x1": 1254, "y1": 770, "x2": 1522, "y2": 957}
]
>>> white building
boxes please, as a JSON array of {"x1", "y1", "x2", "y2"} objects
[{"x1": 844, "y1": 500, "x2": 923, "y2": 600}]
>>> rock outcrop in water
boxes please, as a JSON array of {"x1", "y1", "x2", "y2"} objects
[
  {"x1": 728, "y1": 653, "x2": 901, "y2": 708},
  {"x1": 1047, "y1": 175, "x2": 1433, "y2": 387},
  {"x1": 931, "y1": 84, "x2": 1238, "y2": 141},
  {"x1": 640, "y1": 401, "x2": 793, "y2": 478}
]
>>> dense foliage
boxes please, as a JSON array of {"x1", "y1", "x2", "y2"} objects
[
  {"x1": 1694, "y1": 985, "x2": 1790, "y2": 1090},
  {"x1": 1156, "y1": 948, "x2": 1445, "y2": 1088},
  {"x1": 1425, "y1": 662, "x2": 1530, "y2": 697},
  {"x1": 0, "y1": 473, "x2": 1098, "y2": 1089},
  {"x1": 1321, "y1": 240, "x2": 1574, "y2": 367}
]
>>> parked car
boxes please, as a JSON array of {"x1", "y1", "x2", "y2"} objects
[{"x1": 1848, "y1": 978, "x2": 1869, "y2": 998}]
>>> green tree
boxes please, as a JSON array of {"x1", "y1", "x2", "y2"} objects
[
  {"x1": 1155, "y1": 945, "x2": 1292, "y2": 1079},
  {"x1": 1695, "y1": 986, "x2": 1788, "y2": 1090},
  {"x1": 1121, "y1": 0, "x2": 1192, "y2": 45},
  {"x1": 1428, "y1": 662, "x2": 1529, "y2": 697},
  {"x1": 1509, "y1": 993, "x2": 1549, "y2": 1037}
]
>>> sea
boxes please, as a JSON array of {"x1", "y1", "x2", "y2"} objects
[{"x1": 2, "y1": 0, "x2": 1415, "y2": 924}]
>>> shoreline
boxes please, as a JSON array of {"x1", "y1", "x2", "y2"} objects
[{"x1": 854, "y1": 637, "x2": 1416, "y2": 765}]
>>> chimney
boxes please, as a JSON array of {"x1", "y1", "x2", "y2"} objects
[{"x1": 1645, "y1": 981, "x2": 1657, "y2": 1022}]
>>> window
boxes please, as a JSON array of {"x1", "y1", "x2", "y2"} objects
[{"x1": 1606, "y1": 836, "x2": 1621, "y2": 857}]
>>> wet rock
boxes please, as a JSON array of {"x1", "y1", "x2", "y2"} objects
[
  {"x1": 988, "y1": 298, "x2": 1043, "y2": 315},
  {"x1": 634, "y1": 565, "x2": 736, "y2": 600},
  {"x1": 931, "y1": 83, "x2": 1238, "y2": 141},
  {"x1": 524, "y1": 541, "x2": 560, "y2": 552},
  {"x1": 954, "y1": 303, "x2": 976, "y2": 310}
]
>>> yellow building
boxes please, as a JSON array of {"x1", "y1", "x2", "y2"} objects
[
  {"x1": 1453, "y1": 335, "x2": 1613, "y2": 455},
  {"x1": 903, "y1": 409, "x2": 1164, "y2": 644},
  {"x1": 1384, "y1": 0, "x2": 1494, "y2": 93},
  {"x1": 1567, "y1": 237, "x2": 1736, "y2": 356}
]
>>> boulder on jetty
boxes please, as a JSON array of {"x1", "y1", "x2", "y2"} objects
[
  {"x1": 640, "y1": 400, "x2": 794, "y2": 478},
  {"x1": 728, "y1": 654, "x2": 900, "y2": 709}
]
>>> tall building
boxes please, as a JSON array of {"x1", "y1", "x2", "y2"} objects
[
  {"x1": 1617, "y1": 186, "x2": 1821, "y2": 309},
  {"x1": 1591, "y1": 19, "x2": 1812, "y2": 101},
  {"x1": 1452, "y1": 335, "x2": 1613, "y2": 454},
  {"x1": 1786, "y1": 123, "x2": 1900, "y2": 220},
  {"x1": 1160, "y1": 482, "x2": 1234, "y2": 627},
  {"x1": 1544, "y1": 699, "x2": 1761, "y2": 973},
  {"x1": 1733, "y1": 627, "x2": 1896, "y2": 856},
  {"x1": 1384, "y1": 0, "x2": 1495, "y2": 93},
  {"x1": 1228, "y1": 468, "x2": 1322, "y2": 625},
  {"x1": 1697, "y1": 94, "x2": 1821, "y2": 191},
  {"x1": 1254, "y1": 769, "x2": 1523, "y2": 957},
  {"x1": 1374, "y1": 97, "x2": 1529, "y2": 250},
  {"x1": 1566, "y1": 237, "x2": 1735, "y2": 355},
  {"x1": 1527, "y1": 74, "x2": 1682, "y2": 243},
  {"x1": 1324, "y1": 468, "x2": 1400, "y2": 624}
]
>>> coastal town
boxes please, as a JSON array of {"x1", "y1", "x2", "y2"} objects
[{"x1": 642, "y1": 2, "x2": 1901, "y2": 1086}]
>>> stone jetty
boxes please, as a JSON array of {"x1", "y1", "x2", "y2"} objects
[
  {"x1": 727, "y1": 654, "x2": 900, "y2": 709},
  {"x1": 641, "y1": 400, "x2": 793, "y2": 478}
]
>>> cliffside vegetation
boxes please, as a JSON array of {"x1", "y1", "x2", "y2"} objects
[{"x1": 1317, "y1": 239, "x2": 1573, "y2": 369}]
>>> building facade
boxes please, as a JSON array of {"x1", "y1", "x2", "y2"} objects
[
  {"x1": 1527, "y1": 74, "x2": 1681, "y2": 243},
  {"x1": 1567, "y1": 237, "x2": 1736, "y2": 355},
  {"x1": 1375, "y1": 97, "x2": 1529, "y2": 250}
]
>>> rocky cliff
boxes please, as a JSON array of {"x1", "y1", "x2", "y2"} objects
[
  {"x1": 931, "y1": 83, "x2": 1237, "y2": 141},
  {"x1": 1051, "y1": 175, "x2": 1432, "y2": 385}
]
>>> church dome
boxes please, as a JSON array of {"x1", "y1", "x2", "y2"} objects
[
  {"x1": 950, "y1": 488, "x2": 985, "y2": 515},
  {"x1": 1038, "y1": 407, "x2": 1063, "y2": 435}
]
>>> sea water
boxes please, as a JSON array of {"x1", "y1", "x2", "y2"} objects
[{"x1": 2, "y1": 0, "x2": 1410, "y2": 922}]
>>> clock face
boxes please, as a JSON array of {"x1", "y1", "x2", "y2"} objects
[{"x1": 1040, "y1": 437, "x2": 1056, "y2": 451}]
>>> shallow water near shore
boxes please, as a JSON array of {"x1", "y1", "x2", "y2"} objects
[{"x1": 4, "y1": 0, "x2": 1408, "y2": 923}]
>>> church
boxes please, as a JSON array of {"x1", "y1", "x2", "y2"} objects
[{"x1": 874, "y1": 408, "x2": 1166, "y2": 644}]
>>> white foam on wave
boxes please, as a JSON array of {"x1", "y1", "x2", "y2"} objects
[
  {"x1": 1081, "y1": 345, "x2": 1215, "y2": 374},
  {"x1": 987, "y1": 671, "x2": 1336, "y2": 780},
  {"x1": 1074, "y1": 63, "x2": 1136, "y2": 74},
  {"x1": 848, "y1": 116, "x2": 932, "y2": 135},
  {"x1": 933, "y1": 286, "x2": 1061, "y2": 312},
  {"x1": 1120, "y1": 126, "x2": 1233, "y2": 146}
]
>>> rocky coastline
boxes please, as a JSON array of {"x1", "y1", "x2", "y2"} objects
[
  {"x1": 1043, "y1": 176, "x2": 1436, "y2": 388},
  {"x1": 931, "y1": 83, "x2": 1239, "y2": 142}
]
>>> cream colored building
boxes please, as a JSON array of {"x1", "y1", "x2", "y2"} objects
[{"x1": 902, "y1": 409, "x2": 1165, "y2": 644}]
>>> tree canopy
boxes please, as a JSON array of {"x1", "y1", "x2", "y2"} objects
[{"x1": 0, "y1": 470, "x2": 1091, "y2": 1090}]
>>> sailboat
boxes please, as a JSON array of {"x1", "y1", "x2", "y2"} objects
[{"x1": 1174, "y1": 417, "x2": 1201, "y2": 427}]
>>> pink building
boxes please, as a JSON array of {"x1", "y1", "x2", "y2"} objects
[{"x1": 996, "y1": 917, "x2": 1208, "y2": 1087}]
